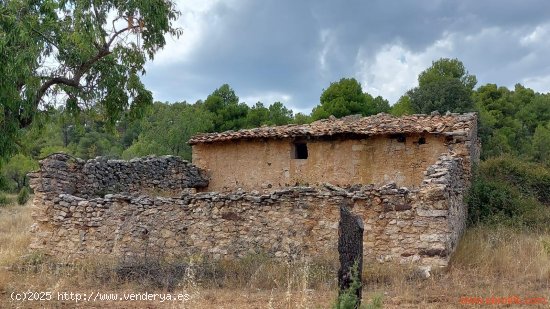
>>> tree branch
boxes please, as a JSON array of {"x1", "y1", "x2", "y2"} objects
[
  {"x1": 107, "y1": 24, "x2": 141, "y2": 48},
  {"x1": 92, "y1": 4, "x2": 107, "y2": 48},
  {"x1": 33, "y1": 76, "x2": 81, "y2": 108},
  {"x1": 31, "y1": 23, "x2": 140, "y2": 117},
  {"x1": 31, "y1": 27, "x2": 60, "y2": 50}
]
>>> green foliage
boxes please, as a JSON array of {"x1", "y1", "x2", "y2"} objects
[
  {"x1": 268, "y1": 102, "x2": 293, "y2": 126},
  {"x1": 409, "y1": 77, "x2": 475, "y2": 114},
  {"x1": 204, "y1": 84, "x2": 250, "y2": 131},
  {"x1": 122, "y1": 102, "x2": 214, "y2": 160},
  {"x1": 389, "y1": 95, "x2": 414, "y2": 116},
  {"x1": 333, "y1": 261, "x2": 381, "y2": 309},
  {"x1": 2, "y1": 154, "x2": 38, "y2": 192},
  {"x1": 474, "y1": 83, "x2": 550, "y2": 159},
  {"x1": 312, "y1": 78, "x2": 389, "y2": 120},
  {"x1": 418, "y1": 58, "x2": 477, "y2": 90},
  {"x1": 532, "y1": 123, "x2": 550, "y2": 164},
  {"x1": 333, "y1": 261, "x2": 362, "y2": 309},
  {"x1": 72, "y1": 131, "x2": 121, "y2": 159},
  {"x1": 39, "y1": 146, "x2": 71, "y2": 158},
  {"x1": 467, "y1": 157, "x2": 550, "y2": 230},
  {"x1": 293, "y1": 112, "x2": 313, "y2": 124},
  {"x1": 17, "y1": 186, "x2": 30, "y2": 205},
  {"x1": 409, "y1": 58, "x2": 477, "y2": 114},
  {"x1": 0, "y1": 174, "x2": 13, "y2": 192},
  {"x1": 479, "y1": 156, "x2": 550, "y2": 204},
  {"x1": 368, "y1": 95, "x2": 391, "y2": 115},
  {"x1": 0, "y1": 192, "x2": 11, "y2": 207},
  {"x1": 0, "y1": 0, "x2": 181, "y2": 161},
  {"x1": 246, "y1": 102, "x2": 270, "y2": 127},
  {"x1": 245, "y1": 102, "x2": 293, "y2": 127}
]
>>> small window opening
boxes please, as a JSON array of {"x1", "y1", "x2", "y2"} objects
[
  {"x1": 294, "y1": 142, "x2": 308, "y2": 159},
  {"x1": 390, "y1": 133, "x2": 406, "y2": 143},
  {"x1": 418, "y1": 137, "x2": 426, "y2": 145}
]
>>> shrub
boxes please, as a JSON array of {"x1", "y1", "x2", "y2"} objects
[
  {"x1": 479, "y1": 156, "x2": 550, "y2": 204},
  {"x1": 113, "y1": 256, "x2": 191, "y2": 291},
  {"x1": 332, "y1": 261, "x2": 382, "y2": 309},
  {"x1": 467, "y1": 156, "x2": 550, "y2": 230},
  {"x1": 17, "y1": 187, "x2": 30, "y2": 205},
  {"x1": 333, "y1": 262, "x2": 362, "y2": 309},
  {"x1": 0, "y1": 192, "x2": 10, "y2": 206},
  {"x1": 0, "y1": 174, "x2": 13, "y2": 191}
]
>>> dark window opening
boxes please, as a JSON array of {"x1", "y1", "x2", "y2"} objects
[
  {"x1": 418, "y1": 137, "x2": 426, "y2": 145},
  {"x1": 294, "y1": 142, "x2": 308, "y2": 159},
  {"x1": 390, "y1": 133, "x2": 406, "y2": 143}
]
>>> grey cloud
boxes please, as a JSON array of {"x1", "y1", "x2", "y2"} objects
[{"x1": 143, "y1": 0, "x2": 550, "y2": 111}]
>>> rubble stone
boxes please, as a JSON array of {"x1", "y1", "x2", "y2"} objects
[{"x1": 28, "y1": 112, "x2": 479, "y2": 269}]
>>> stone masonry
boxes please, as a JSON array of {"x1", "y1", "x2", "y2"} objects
[{"x1": 29, "y1": 150, "x2": 472, "y2": 269}]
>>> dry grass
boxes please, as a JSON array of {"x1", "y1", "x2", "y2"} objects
[
  {"x1": 1, "y1": 199, "x2": 549, "y2": 308},
  {"x1": 0, "y1": 197, "x2": 33, "y2": 266},
  {"x1": 365, "y1": 227, "x2": 550, "y2": 308}
]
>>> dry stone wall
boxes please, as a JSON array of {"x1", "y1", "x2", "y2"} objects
[
  {"x1": 30, "y1": 153, "x2": 208, "y2": 198},
  {"x1": 29, "y1": 153, "x2": 470, "y2": 269}
]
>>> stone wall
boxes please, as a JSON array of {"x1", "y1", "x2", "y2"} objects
[
  {"x1": 29, "y1": 153, "x2": 470, "y2": 270},
  {"x1": 30, "y1": 153, "x2": 209, "y2": 198}
]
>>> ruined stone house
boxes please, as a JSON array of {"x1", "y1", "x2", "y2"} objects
[
  {"x1": 190, "y1": 113, "x2": 479, "y2": 191},
  {"x1": 29, "y1": 112, "x2": 479, "y2": 270}
]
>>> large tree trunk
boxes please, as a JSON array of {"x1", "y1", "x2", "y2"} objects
[{"x1": 338, "y1": 204, "x2": 364, "y2": 308}]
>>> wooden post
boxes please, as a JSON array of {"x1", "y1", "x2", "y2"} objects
[{"x1": 338, "y1": 204, "x2": 364, "y2": 307}]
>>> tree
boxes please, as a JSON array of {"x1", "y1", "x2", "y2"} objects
[
  {"x1": 0, "y1": 0, "x2": 181, "y2": 160},
  {"x1": 245, "y1": 102, "x2": 270, "y2": 128},
  {"x1": 267, "y1": 102, "x2": 293, "y2": 126},
  {"x1": 313, "y1": 78, "x2": 365, "y2": 120},
  {"x1": 122, "y1": 102, "x2": 214, "y2": 160},
  {"x1": 204, "y1": 84, "x2": 249, "y2": 131},
  {"x1": 390, "y1": 95, "x2": 414, "y2": 116},
  {"x1": 244, "y1": 101, "x2": 292, "y2": 127},
  {"x1": 408, "y1": 58, "x2": 477, "y2": 114},
  {"x1": 2, "y1": 154, "x2": 38, "y2": 191},
  {"x1": 312, "y1": 78, "x2": 389, "y2": 120},
  {"x1": 73, "y1": 130, "x2": 122, "y2": 159},
  {"x1": 472, "y1": 83, "x2": 550, "y2": 159},
  {"x1": 418, "y1": 58, "x2": 477, "y2": 90},
  {"x1": 532, "y1": 123, "x2": 550, "y2": 165},
  {"x1": 409, "y1": 78, "x2": 475, "y2": 114},
  {"x1": 293, "y1": 112, "x2": 312, "y2": 124},
  {"x1": 367, "y1": 94, "x2": 390, "y2": 115}
]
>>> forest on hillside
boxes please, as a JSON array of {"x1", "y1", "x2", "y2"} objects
[{"x1": 1, "y1": 58, "x2": 550, "y2": 230}]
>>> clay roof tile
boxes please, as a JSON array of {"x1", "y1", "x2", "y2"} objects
[{"x1": 188, "y1": 112, "x2": 477, "y2": 145}]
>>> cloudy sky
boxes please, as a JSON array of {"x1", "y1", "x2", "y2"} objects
[{"x1": 142, "y1": 0, "x2": 550, "y2": 113}]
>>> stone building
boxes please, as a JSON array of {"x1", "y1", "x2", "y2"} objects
[
  {"x1": 190, "y1": 112, "x2": 479, "y2": 192},
  {"x1": 29, "y1": 112, "x2": 479, "y2": 270}
]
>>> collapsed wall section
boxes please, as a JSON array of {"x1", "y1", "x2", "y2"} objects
[
  {"x1": 29, "y1": 154, "x2": 468, "y2": 269},
  {"x1": 29, "y1": 153, "x2": 209, "y2": 198}
]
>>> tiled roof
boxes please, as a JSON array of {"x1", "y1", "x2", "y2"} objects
[{"x1": 188, "y1": 112, "x2": 477, "y2": 145}]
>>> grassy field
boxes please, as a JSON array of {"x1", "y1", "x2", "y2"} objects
[{"x1": 0, "y1": 198, "x2": 549, "y2": 308}]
